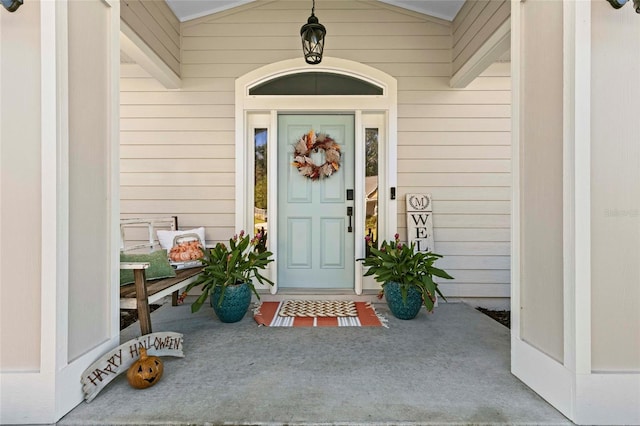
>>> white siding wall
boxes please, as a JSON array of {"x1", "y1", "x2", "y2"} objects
[
  {"x1": 121, "y1": 0, "x2": 180, "y2": 76},
  {"x1": 120, "y1": 0, "x2": 511, "y2": 302}
]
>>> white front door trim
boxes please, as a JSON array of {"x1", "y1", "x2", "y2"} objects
[{"x1": 236, "y1": 58, "x2": 397, "y2": 294}]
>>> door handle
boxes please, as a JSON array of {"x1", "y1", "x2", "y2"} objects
[{"x1": 347, "y1": 207, "x2": 353, "y2": 233}]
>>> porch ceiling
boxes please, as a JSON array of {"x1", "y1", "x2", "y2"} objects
[{"x1": 164, "y1": 0, "x2": 466, "y2": 22}]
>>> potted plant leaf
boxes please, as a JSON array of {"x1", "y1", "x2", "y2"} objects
[
  {"x1": 182, "y1": 230, "x2": 273, "y2": 323},
  {"x1": 360, "y1": 233, "x2": 453, "y2": 319}
]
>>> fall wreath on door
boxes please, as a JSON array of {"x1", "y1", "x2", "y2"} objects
[{"x1": 292, "y1": 130, "x2": 341, "y2": 180}]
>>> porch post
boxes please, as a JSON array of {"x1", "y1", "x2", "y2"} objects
[
  {"x1": 0, "y1": 1, "x2": 121, "y2": 423},
  {"x1": 512, "y1": 1, "x2": 640, "y2": 424}
]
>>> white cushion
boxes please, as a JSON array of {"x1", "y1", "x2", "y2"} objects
[{"x1": 157, "y1": 227, "x2": 206, "y2": 250}]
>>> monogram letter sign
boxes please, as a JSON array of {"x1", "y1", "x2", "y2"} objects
[{"x1": 406, "y1": 193, "x2": 434, "y2": 253}]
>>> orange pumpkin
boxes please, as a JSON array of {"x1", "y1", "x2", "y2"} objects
[{"x1": 126, "y1": 346, "x2": 163, "y2": 389}]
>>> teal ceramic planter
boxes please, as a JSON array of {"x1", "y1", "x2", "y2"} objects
[
  {"x1": 384, "y1": 281, "x2": 423, "y2": 320},
  {"x1": 210, "y1": 282, "x2": 251, "y2": 323}
]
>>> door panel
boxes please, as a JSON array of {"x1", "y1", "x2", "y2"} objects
[{"x1": 278, "y1": 114, "x2": 355, "y2": 289}]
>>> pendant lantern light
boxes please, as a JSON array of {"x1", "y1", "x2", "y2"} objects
[
  {"x1": 300, "y1": 0, "x2": 326, "y2": 65},
  {"x1": 607, "y1": 0, "x2": 640, "y2": 13},
  {"x1": 1, "y1": 0, "x2": 23, "y2": 12}
]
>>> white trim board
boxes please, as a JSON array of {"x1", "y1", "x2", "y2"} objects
[
  {"x1": 1, "y1": 373, "x2": 56, "y2": 424},
  {"x1": 513, "y1": 338, "x2": 640, "y2": 425},
  {"x1": 511, "y1": 338, "x2": 574, "y2": 418},
  {"x1": 575, "y1": 373, "x2": 640, "y2": 425},
  {"x1": 509, "y1": 0, "x2": 522, "y2": 349},
  {"x1": 108, "y1": 0, "x2": 122, "y2": 341},
  {"x1": 564, "y1": 0, "x2": 592, "y2": 377}
]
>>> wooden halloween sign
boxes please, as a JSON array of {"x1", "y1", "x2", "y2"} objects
[{"x1": 81, "y1": 332, "x2": 183, "y2": 402}]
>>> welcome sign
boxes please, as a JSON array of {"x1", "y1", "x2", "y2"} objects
[{"x1": 406, "y1": 193, "x2": 434, "y2": 253}]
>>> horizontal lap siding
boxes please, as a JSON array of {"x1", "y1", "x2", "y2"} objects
[
  {"x1": 452, "y1": 0, "x2": 510, "y2": 76},
  {"x1": 121, "y1": 0, "x2": 181, "y2": 76},
  {"x1": 120, "y1": 0, "x2": 511, "y2": 298},
  {"x1": 120, "y1": 62, "x2": 235, "y2": 244},
  {"x1": 398, "y1": 61, "x2": 511, "y2": 299}
]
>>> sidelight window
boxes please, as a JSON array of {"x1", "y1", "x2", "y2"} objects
[
  {"x1": 254, "y1": 128, "x2": 268, "y2": 242},
  {"x1": 365, "y1": 128, "x2": 379, "y2": 250}
]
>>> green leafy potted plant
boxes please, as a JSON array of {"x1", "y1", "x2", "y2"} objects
[
  {"x1": 182, "y1": 230, "x2": 273, "y2": 323},
  {"x1": 360, "y1": 233, "x2": 453, "y2": 319}
]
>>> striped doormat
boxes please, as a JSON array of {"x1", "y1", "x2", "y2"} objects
[{"x1": 253, "y1": 300, "x2": 387, "y2": 327}]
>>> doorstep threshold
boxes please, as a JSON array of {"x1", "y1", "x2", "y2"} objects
[{"x1": 255, "y1": 288, "x2": 380, "y2": 303}]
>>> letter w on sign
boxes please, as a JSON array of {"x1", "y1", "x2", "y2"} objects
[
  {"x1": 81, "y1": 332, "x2": 184, "y2": 402},
  {"x1": 406, "y1": 193, "x2": 434, "y2": 253}
]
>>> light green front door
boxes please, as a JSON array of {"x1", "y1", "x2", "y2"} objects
[{"x1": 277, "y1": 114, "x2": 355, "y2": 289}]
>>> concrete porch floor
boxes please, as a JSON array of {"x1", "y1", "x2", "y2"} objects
[{"x1": 58, "y1": 299, "x2": 572, "y2": 425}]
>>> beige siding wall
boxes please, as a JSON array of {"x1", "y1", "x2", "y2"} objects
[
  {"x1": 121, "y1": 0, "x2": 180, "y2": 76},
  {"x1": 120, "y1": 61, "x2": 235, "y2": 244},
  {"x1": 590, "y1": 1, "x2": 640, "y2": 371},
  {"x1": 452, "y1": 0, "x2": 510, "y2": 76},
  {"x1": 397, "y1": 61, "x2": 511, "y2": 300},
  {"x1": 120, "y1": 0, "x2": 511, "y2": 301},
  {"x1": 0, "y1": 1, "x2": 43, "y2": 371},
  {"x1": 518, "y1": 0, "x2": 564, "y2": 362}
]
